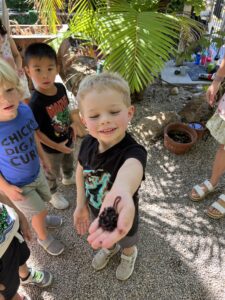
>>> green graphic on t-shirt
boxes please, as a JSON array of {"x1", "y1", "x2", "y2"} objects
[
  {"x1": 0, "y1": 206, "x2": 10, "y2": 235},
  {"x1": 57, "y1": 108, "x2": 70, "y2": 124},
  {"x1": 52, "y1": 108, "x2": 70, "y2": 137},
  {"x1": 84, "y1": 169, "x2": 111, "y2": 209}
]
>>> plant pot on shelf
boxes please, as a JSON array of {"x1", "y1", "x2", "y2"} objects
[
  {"x1": 188, "y1": 122, "x2": 206, "y2": 140},
  {"x1": 164, "y1": 122, "x2": 198, "y2": 155}
]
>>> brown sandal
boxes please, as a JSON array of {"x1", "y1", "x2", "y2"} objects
[
  {"x1": 207, "y1": 194, "x2": 225, "y2": 219},
  {"x1": 190, "y1": 180, "x2": 215, "y2": 202}
]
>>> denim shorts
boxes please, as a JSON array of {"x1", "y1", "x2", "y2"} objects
[
  {"x1": 0, "y1": 235, "x2": 30, "y2": 300},
  {"x1": 14, "y1": 168, "x2": 51, "y2": 216}
]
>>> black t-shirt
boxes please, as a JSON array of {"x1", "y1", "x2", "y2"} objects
[
  {"x1": 29, "y1": 83, "x2": 72, "y2": 153},
  {"x1": 78, "y1": 132, "x2": 147, "y2": 236}
]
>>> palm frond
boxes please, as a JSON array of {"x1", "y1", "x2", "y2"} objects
[
  {"x1": 33, "y1": 0, "x2": 203, "y2": 92},
  {"x1": 71, "y1": 1, "x2": 182, "y2": 92},
  {"x1": 32, "y1": 0, "x2": 64, "y2": 32}
]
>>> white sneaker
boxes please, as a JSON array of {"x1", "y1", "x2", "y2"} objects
[
  {"x1": 62, "y1": 172, "x2": 75, "y2": 186},
  {"x1": 116, "y1": 246, "x2": 138, "y2": 281},
  {"x1": 50, "y1": 192, "x2": 69, "y2": 210},
  {"x1": 92, "y1": 244, "x2": 120, "y2": 270}
]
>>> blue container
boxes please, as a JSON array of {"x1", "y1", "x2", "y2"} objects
[{"x1": 195, "y1": 53, "x2": 201, "y2": 65}]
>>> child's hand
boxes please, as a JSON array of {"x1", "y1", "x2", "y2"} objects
[
  {"x1": 19, "y1": 213, "x2": 32, "y2": 241},
  {"x1": 206, "y1": 81, "x2": 220, "y2": 107},
  {"x1": 56, "y1": 140, "x2": 73, "y2": 154},
  {"x1": 73, "y1": 205, "x2": 90, "y2": 235},
  {"x1": 4, "y1": 185, "x2": 25, "y2": 202},
  {"x1": 87, "y1": 193, "x2": 135, "y2": 249}
]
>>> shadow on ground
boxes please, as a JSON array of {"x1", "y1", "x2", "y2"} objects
[{"x1": 19, "y1": 85, "x2": 225, "y2": 299}]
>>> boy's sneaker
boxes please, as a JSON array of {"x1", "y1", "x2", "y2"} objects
[
  {"x1": 38, "y1": 234, "x2": 65, "y2": 256},
  {"x1": 21, "y1": 267, "x2": 53, "y2": 287},
  {"x1": 50, "y1": 192, "x2": 69, "y2": 209},
  {"x1": 62, "y1": 172, "x2": 75, "y2": 186},
  {"x1": 116, "y1": 246, "x2": 138, "y2": 281},
  {"x1": 46, "y1": 215, "x2": 63, "y2": 228},
  {"x1": 92, "y1": 244, "x2": 120, "y2": 270}
]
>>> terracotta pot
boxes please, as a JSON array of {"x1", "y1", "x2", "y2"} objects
[
  {"x1": 164, "y1": 122, "x2": 198, "y2": 155},
  {"x1": 188, "y1": 122, "x2": 206, "y2": 140}
]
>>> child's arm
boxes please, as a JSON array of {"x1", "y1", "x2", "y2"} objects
[
  {"x1": 0, "y1": 175, "x2": 25, "y2": 202},
  {"x1": 70, "y1": 122, "x2": 77, "y2": 141},
  {"x1": 9, "y1": 36, "x2": 23, "y2": 72},
  {"x1": 36, "y1": 129, "x2": 73, "y2": 154},
  {"x1": 87, "y1": 158, "x2": 144, "y2": 249},
  {"x1": 73, "y1": 162, "x2": 90, "y2": 235},
  {"x1": 34, "y1": 131, "x2": 51, "y2": 172},
  {"x1": 207, "y1": 56, "x2": 225, "y2": 106},
  {"x1": 0, "y1": 194, "x2": 32, "y2": 241}
]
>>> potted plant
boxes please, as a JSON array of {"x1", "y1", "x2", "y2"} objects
[{"x1": 164, "y1": 122, "x2": 198, "y2": 154}]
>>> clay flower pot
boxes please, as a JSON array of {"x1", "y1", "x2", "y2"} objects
[
  {"x1": 164, "y1": 122, "x2": 198, "y2": 155},
  {"x1": 188, "y1": 122, "x2": 206, "y2": 140}
]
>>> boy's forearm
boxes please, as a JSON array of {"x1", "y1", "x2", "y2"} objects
[
  {"x1": 0, "y1": 175, "x2": 10, "y2": 191},
  {"x1": 36, "y1": 130, "x2": 59, "y2": 151},
  {"x1": 110, "y1": 158, "x2": 143, "y2": 196},
  {"x1": 34, "y1": 132, "x2": 46, "y2": 161},
  {"x1": 76, "y1": 162, "x2": 87, "y2": 208}
]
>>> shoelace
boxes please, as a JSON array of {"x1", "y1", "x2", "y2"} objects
[{"x1": 32, "y1": 270, "x2": 44, "y2": 283}]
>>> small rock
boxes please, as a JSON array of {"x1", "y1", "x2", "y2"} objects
[
  {"x1": 135, "y1": 111, "x2": 180, "y2": 141},
  {"x1": 170, "y1": 87, "x2": 179, "y2": 95},
  {"x1": 178, "y1": 95, "x2": 213, "y2": 122}
]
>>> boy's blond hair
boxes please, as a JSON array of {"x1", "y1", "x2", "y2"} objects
[
  {"x1": 77, "y1": 72, "x2": 131, "y2": 109},
  {"x1": 0, "y1": 59, "x2": 24, "y2": 96}
]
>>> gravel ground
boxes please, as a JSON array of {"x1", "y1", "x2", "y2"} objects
[{"x1": 19, "y1": 83, "x2": 225, "y2": 300}]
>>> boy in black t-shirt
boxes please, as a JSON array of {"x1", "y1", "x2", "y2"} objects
[
  {"x1": 0, "y1": 194, "x2": 53, "y2": 300},
  {"x1": 73, "y1": 72, "x2": 147, "y2": 281},
  {"x1": 24, "y1": 43, "x2": 76, "y2": 210}
]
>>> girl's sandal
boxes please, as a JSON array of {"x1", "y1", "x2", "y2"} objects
[
  {"x1": 190, "y1": 180, "x2": 216, "y2": 202},
  {"x1": 207, "y1": 194, "x2": 225, "y2": 219}
]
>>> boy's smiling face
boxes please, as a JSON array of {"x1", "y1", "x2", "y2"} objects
[
  {"x1": 80, "y1": 89, "x2": 134, "y2": 152},
  {"x1": 25, "y1": 57, "x2": 58, "y2": 94},
  {"x1": 0, "y1": 83, "x2": 21, "y2": 121}
]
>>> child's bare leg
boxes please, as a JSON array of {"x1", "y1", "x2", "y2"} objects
[
  {"x1": 12, "y1": 293, "x2": 22, "y2": 300},
  {"x1": 210, "y1": 144, "x2": 225, "y2": 186},
  {"x1": 31, "y1": 210, "x2": 48, "y2": 240},
  {"x1": 0, "y1": 292, "x2": 4, "y2": 300},
  {"x1": 191, "y1": 144, "x2": 225, "y2": 198},
  {"x1": 18, "y1": 263, "x2": 30, "y2": 279},
  {"x1": 0, "y1": 290, "x2": 23, "y2": 300}
]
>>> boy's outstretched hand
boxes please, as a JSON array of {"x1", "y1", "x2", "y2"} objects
[
  {"x1": 87, "y1": 193, "x2": 135, "y2": 249},
  {"x1": 74, "y1": 205, "x2": 90, "y2": 235}
]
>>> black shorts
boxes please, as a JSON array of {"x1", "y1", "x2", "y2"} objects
[{"x1": 0, "y1": 235, "x2": 30, "y2": 300}]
